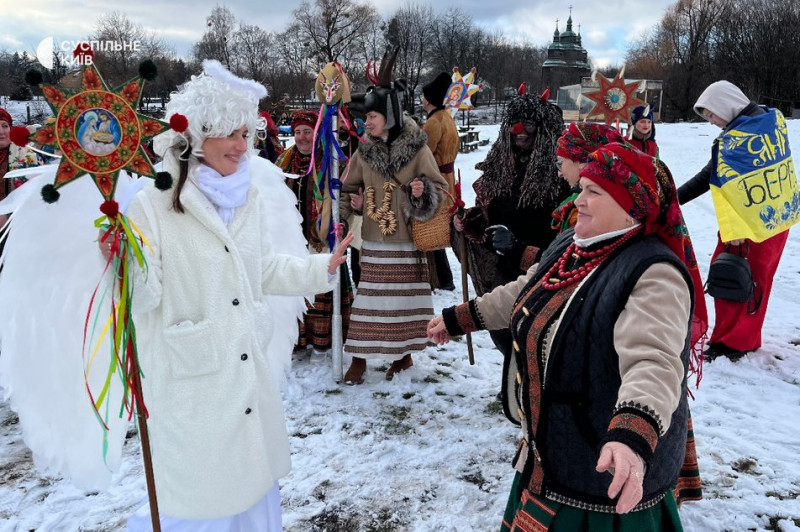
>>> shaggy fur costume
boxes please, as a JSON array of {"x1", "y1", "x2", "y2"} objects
[{"x1": 476, "y1": 95, "x2": 564, "y2": 208}]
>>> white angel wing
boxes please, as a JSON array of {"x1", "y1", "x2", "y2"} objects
[
  {"x1": 0, "y1": 169, "x2": 141, "y2": 490},
  {"x1": 249, "y1": 155, "x2": 309, "y2": 389}
]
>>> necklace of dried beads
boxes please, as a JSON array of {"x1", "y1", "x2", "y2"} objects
[
  {"x1": 542, "y1": 227, "x2": 642, "y2": 291},
  {"x1": 366, "y1": 180, "x2": 398, "y2": 235}
]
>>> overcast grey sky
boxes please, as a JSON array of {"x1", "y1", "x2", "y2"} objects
[{"x1": 0, "y1": 0, "x2": 675, "y2": 68}]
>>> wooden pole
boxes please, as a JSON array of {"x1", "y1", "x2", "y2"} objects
[
  {"x1": 131, "y1": 355, "x2": 161, "y2": 531},
  {"x1": 459, "y1": 236, "x2": 475, "y2": 365}
]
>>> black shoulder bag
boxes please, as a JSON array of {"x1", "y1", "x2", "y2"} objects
[{"x1": 705, "y1": 242, "x2": 762, "y2": 314}]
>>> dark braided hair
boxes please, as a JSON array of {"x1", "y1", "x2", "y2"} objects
[{"x1": 476, "y1": 94, "x2": 566, "y2": 208}]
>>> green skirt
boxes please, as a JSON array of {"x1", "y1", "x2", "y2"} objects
[{"x1": 501, "y1": 473, "x2": 683, "y2": 532}]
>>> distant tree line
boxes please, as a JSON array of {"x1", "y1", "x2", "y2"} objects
[
  {"x1": 0, "y1": 0, "x2": 555, "y2": 121},
  {"x1": 9, "y1": 0, "x2": 796, "y2": 124},
  {"x1": 625, "y1": 0, "x2": 800, "y2": 121}
]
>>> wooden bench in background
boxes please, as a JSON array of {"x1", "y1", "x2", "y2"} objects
[{"x1": 458, "y1": 128, "x2": 480, "y2": 153}]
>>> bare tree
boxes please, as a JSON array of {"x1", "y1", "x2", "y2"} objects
[
  {"x1": 428, "y1": 8, "x2": 475, "y2": 73},
  {"x1": 90, "y1": 12, "x2": 147, "y2": 86},
  {"x1": 274, "y1": 24, "x2": 317, "y2": 104},
  {"x1": 233, "y1": 24, "x2": 273, "y2": 82},
  {"x1": 384, "y1": 3, "x2": 436, "y2": 98},
  {"x1": 713, "y1": 0, "x2": 800, "y2": 113},
  {"x1": 193, "y1": 5, "x2": 237, "y2": 69},
  {"x1": 292, "y1": 0, "x2": 380, "y2": 74},
  {"x1": 626, "y1": 0, "x2": 728, "y2": 120}
]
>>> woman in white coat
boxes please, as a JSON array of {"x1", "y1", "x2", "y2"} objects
[{"x1": 113, "y1": 61, "x2": 353, "y2": 531}]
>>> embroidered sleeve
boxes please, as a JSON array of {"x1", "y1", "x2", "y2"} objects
[
  {"x1": 442, "y1": 300, "x2": 484, "y2": 335},
  {"x1": 601, "y1": 406, "x2": 660, "y2": 464},
  {"x1": 519, "y1": 245, "x2": 541, "y2": 272}
]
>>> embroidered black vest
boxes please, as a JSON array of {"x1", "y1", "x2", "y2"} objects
[{"x1": 507, "y1": 230, "x2": 694, "y2": 511}]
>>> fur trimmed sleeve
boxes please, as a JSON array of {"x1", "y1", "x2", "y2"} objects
[
  {"x1": 340, "y1": 153, "x2": 365, "y2": 223},
  {"x1": 403, "y1": 174, "x2": 443, "y2": 222},
  {"x1": 403, "y1": 145, "x2": 448, "y2": 221}
]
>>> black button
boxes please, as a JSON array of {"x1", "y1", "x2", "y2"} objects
[
  {"x1": 224, "y1": 245, "x2": 229, "y2": 252},
  {"x1": 241, "y1": 353, "x2": 248, "y2": 361},
  {"x1": 232, "y1": 299, "x2": 239, "y2": 306},
  {"x1": 245, "y1": 407, "x2": 252, "y2": 414}
]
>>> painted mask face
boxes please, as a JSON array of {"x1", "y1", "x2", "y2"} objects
[
  {"x1": 315, "y1": 63, "x2": 351, "y2": 105},
  {"x1": 511, "y1": 120, "x2": 538, "y2": 151}
]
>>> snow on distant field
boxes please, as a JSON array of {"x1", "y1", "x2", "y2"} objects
[{"x1": 1, "y1": 115, "x2": 799, "y2": 531}]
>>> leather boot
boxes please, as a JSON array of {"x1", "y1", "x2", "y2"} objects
[
  {"x1": 385, "y1": 354, "x2": 413, "y2": 381},
  {"x1": 343, "y1": 357, "x2": 367, "y2": 385}
]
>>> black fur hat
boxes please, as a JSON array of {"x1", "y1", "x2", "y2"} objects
[
  {"x1": 363, "y1": 48, "x2": 406, "y2": 133},
  {"x1": 422, "y1": 72, "x2": 452, "y2": 108}
]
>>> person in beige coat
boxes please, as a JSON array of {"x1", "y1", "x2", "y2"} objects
[
  {"x1": 339, "y1": 79, "x2": 448, "y2": 384},
  {"x1": 428, "y1": 143, "x2": 707, "y2": 530},
  {"x1": 112, "y1": 61, "x2": 352, "y2": 531},
  {"x1": 421, "y1": 71, "x2": 459, "y2": 291}
]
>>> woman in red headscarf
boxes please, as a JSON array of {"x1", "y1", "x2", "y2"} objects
[
  {"x1": 276, "y1": 109, "x2": 354, "y2": 356},
  {"x1": 429, "y1": 143, "x2": 707, "y2": 530},
  {"x1": 0, "y1": 108, "x2": 44, "y2": 228},
  {"x1": 552, "y1": 122, "x2": 626, "y2": 233}
]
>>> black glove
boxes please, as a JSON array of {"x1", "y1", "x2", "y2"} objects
[{"x1": 485, "y1": 225, "x2": 518, "y2": 256}]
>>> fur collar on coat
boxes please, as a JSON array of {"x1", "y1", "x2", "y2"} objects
[{"x1": 358, "y1": 116, "x2": 428, "y2": 178}]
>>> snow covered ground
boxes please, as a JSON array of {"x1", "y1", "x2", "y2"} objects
[{"x1": 1, "y1": 112, "x2": 800, "y2": 531}]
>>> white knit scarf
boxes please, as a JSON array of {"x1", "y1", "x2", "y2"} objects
[{"x1": 195, "y1": 158, "x2": 251, "y2": 225}]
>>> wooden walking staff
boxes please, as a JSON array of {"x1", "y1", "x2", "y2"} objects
[
  {"x1": 131, "y1": 351, "x2": 162, "y2": 531},
  {"x1": 461, "y1": 237, "x2": 475, "y2": 366},
  {"x1": 311, "y1": 62, "x2": 352, "y2": 383},
  {"x1": 453, "y1": 170, "x2": 475, "y2": 365}
]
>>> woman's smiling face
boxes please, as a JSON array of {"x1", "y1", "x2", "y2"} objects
[
  {"x1": 201, "y1": 126, "x2": 249, "y2": 176},
  {"x1": 574, "y1": 177, "x2": 631, "y2": 239}
]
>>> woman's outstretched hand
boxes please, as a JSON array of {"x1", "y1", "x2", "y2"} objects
[
  {"x1": 596, "y1": 442, "x2": 645, "y2": 514},
  {"x1": 427, "y1": 315, "x2": 451, "y2": 345},
  {"x1": 328, "y1": 232, "x2": 355, "y2": 274}
]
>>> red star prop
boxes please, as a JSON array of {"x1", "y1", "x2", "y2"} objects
[{"x1": 583, "y1": 72, "x2": 646, "y2": 125}]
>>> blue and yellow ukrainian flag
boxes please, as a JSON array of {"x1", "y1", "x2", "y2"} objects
[{"x1": 711, "y1": 108, "x2": 799, "y2": 242}]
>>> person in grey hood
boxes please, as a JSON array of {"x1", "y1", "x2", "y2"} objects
[{"x1": 678, "y1": 80, "x2": 792, "y2": 363}]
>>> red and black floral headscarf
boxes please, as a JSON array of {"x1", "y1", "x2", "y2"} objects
[
  {"x1": 556, "y1": 122, "x2": 625, "y2": 163},
  {"x1": 581, "y1": 142, "x2": 708, "y2": 378},
  {"x1": 291, "y1": 110, "x2": 318, "y2": 134}
]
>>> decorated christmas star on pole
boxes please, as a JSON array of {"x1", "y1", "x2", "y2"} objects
[
  {"x1": 446, "y1": 67, "x2": 483, "y2": 118},
  {"x1": 14, "y1": 52, "x2": 174, "y2": 532},
  {"x1": 582, "y1": 69, "x2": 646, "y2": 125}
]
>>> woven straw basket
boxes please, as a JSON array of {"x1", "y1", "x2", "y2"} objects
[{"x1": 412, "y1": 195, "x2": 453, "y2": 252}]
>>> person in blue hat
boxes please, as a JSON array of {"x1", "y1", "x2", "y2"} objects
[{"x1": 629, "y1": 104, "x2": 659, "y2": 158}]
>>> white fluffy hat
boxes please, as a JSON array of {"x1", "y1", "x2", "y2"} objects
[{"x1": 154, "y1": 60, "x2": 267, "y2": 159}]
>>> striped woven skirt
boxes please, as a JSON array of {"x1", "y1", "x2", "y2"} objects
[{"x1": 344, "y1": 240, "x2": 433, "y2": 361}]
